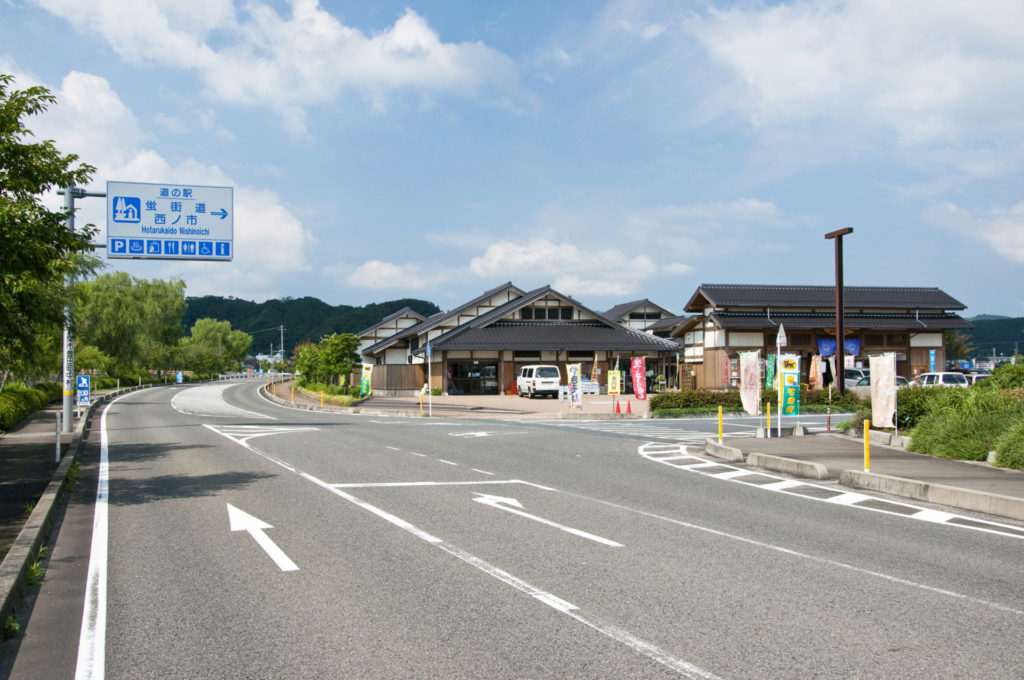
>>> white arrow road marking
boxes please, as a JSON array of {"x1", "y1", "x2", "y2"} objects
[
  {"x1": 473, "y1": 494, "x2": 624, "y2": 547},
  {"x1": 227, "y1": 504, "x2": 299, "y2": 572}
]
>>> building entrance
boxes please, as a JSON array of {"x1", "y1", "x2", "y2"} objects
[{"x1": 445, "y1": 362, "x2": 499, "y2": 395}]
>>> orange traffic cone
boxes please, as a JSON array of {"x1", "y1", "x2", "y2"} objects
[
  {"x1": 626, "y1": 400, "x2": 632, "y2": 414},
  {"x1": 615, "y1": 400, "x2": 620, "y2": 414}
]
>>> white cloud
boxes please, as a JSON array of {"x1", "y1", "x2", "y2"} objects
[
  {"x1": 32, "y1": 1, "x2": 523, "y2": 134},
  {"x1": 688, "y1": 0, "x2": 1024, "y2": 147},
  {"x1": 346, "y1": 260, "x2": 460, "y2": 290},
  {"x1": 928, "y1": 201, "x2": 1024, "y2": 264}
]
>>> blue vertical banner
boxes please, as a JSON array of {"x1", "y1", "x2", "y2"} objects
[{"x1": 929, "y1": 349, "x2": 936, "y2": 372}]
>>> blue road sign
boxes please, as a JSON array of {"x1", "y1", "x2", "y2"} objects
[
  {"x1": 107, "y1": 181, "x2": 233, "y2": 261},
  {"x1": 76, "y1": 374, "x2": 91, "y2": 407}
]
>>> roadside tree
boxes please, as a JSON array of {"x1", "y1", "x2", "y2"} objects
[{"x1": 0, "y1": 73, "x2": 98, "y2": 386}]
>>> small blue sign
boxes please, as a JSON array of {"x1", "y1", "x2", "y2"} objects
[
  {"x1": 128, "y1": 239, "x2": 145, "y2": 254},
  {"x1": 110, "y1": 238, "x2": 127, "y2": 254},
  {"x1": 198, "y1": 241, "x2": 213, "y2": 256},
  {"x1": 215, "y1": 242, "x2": 231, "y2": 257},
  {"x1": 146, "y1": 239, "x2": 162, "y2": 254},
  {"x1": 176, "y1": 370, "x2": 183, "y2": 384},
  {"x1": 181, "y1": 241, "x2": 197, "y2": 255},
  {"x1": 111, "y1": 196, "x2": 141, "y2": 223},
  {"x1": 164, "y1": 241, "x2": 179, "y2": 255},
  {"x1": 76, "y1": 374, "x2": 91, "y2": 407}
]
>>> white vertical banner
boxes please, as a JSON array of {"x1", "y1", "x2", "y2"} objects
[
  {"x1": 566, "y1": 363, "x2": 582, "y2": 410},
  {"x1": 739, "y1": 351, "x2": 761, "y2": 416},
  {"x1": 869, "y1": 353, "x2": 897, "y2": 428}
]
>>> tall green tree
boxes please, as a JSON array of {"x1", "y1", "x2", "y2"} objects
[
  {"x1": 76, "y1": 273, "x2": 186, "y2": 375},
  {"x1": 293, "y1": 333, "x2": 360, "y2": 386},
  {"x1": 180, "y1": 318, "x2": 252, "y2": 374},
  {"x1": 1, "y1": 73, "x2": 98, "y2": 379}
]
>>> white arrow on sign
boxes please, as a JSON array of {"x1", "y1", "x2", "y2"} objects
[
  {"x1": 473, "y1": 494, "x2": 623, "y2": 547},
  {"x1": 227, "y1": 503, "x2": 299, "y2": 572}
]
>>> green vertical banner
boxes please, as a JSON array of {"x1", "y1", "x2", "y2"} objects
[
  {"x1": 765, "y1": 354, "x2": 776, "y2": 390},
  {"x1": 780, "y1": 354, "x2": 800, "y2": 415}
]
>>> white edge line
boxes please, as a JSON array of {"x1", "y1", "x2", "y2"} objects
[{"x1": 76, "y1": 392, "x2": 136, "y2": 680}]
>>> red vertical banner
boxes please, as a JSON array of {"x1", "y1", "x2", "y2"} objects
[{"x1": 631, "y1": 357, "x2": 647, "y2": 400}]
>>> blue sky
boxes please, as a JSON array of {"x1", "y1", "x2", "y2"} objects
[{"x1": 3, "y1": 0, "x2": 1023, "y2": 317}]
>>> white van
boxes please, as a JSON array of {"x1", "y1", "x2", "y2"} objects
[{"x1": 516, "y1": 365, "x2": 561, "y2": 398}]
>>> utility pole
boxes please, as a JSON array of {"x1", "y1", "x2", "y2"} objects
[
  {"x1": 825, "y1": 228, "x2": 854, "y2": 394},
  {"x1": 57, "y1": 185, "x2": 105, "y2": 433},
  {"x1": 279, "y1": 324, "x2": 285, "y2": 361}
]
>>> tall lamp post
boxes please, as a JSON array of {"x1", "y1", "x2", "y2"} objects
[{"x1": 825, "y1": 228, "x2": 853, "y2": 395}]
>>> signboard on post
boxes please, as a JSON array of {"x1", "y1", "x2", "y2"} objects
[
  {"x1": 780, "y1": 354, "x2": 801, "y2": 416},
  {"x1": 607, "y1": 370, "x2": 622, "y2": 395},
  {"x1": 76, "y1": 374, "x2": 91, "y2": 407},
  {"x1": 107, "y1": 181, "x2": 233, "y2": 261}
]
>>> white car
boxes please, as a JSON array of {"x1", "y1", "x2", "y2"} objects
[
  {"x1": 516, "y1": 365, "x2": 561, "y2": 398},
  {"x1": 843, "y1": 367, "x2": 870, "y2": 388},
  {"x1": 850, "y1": 375, "x2": 909, "y2": 399},
  {"x1": 910, "y1": 372, "x2": 969, "y2": 388}
]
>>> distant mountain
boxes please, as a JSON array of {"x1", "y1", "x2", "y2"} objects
[
  {"x1": 964, "y1": 316, "x2": 1024, "y2": 357},
  {"x1": 183, "y1": 295, "x2": 441, "y2": 356}
]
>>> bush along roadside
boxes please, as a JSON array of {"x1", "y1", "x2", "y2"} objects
[{"x1": 650, "y1": 388, "x2": 861, "y2": 416}]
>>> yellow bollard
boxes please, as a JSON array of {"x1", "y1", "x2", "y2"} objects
[
  {"x1": 718, "y1": 405, "x2": 723, "y2": 444},
  {"x1": 273, "y1": 383, "x2": 276, "y2": 396},
  {"x1": 291, "y1": 387, "x2": 294, "y2": 402},
  {"x1": 320, "y1": 390, "x2": 324, "y2": 406},
  {"x1": 864, "y1": 419, "x2": 871, "y2": 471},
  {"x1": 766, "y1": 401, "x2": 771, "y2": 438}
]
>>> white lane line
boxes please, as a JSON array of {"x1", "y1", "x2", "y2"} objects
[
  {"x1": 572, "y1": 491, "x2": 1024, "y2": 618},
  {"x1": 76, "y1": 393, "x2": 134, "y2": 680},
  {"x1": 385, "y1": 445, "x2": 401, "y2": 451},
  {"x1": 437, "y1": 459, "x2": 458, "y2": 466},
  {"x1": 409, "y1": 452, "x2": 427, "y2": 457},
  {"x1": 473, "y1": 469, "x2": 496, "y2": 476},
  {"x1": 302, "y1": 472, "x2": 718, "y2": 679},
  {"x1": 332, "y1": 480, "x2": 538, "y2": 489},
  {"x1": 825, "y1": 492, "x2": 874, "y2": 506}
]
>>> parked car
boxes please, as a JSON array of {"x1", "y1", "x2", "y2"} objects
[
  {"x1": 516, "y1": 365, "x2": 561, "y2": 398},
  {"x1": 965, "y1": 373, "x2": 992, "y2": 385},
  {"x1": 910, "y1": 372, "x2": 969, "y2": 388},
  {"x1": 850, "y1": 375, "x2": 908, "y2": 399},
  {"x1": 843, "y1": 367, "x2": 870, "y2": 388}
]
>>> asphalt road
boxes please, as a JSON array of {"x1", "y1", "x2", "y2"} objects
[{"x1": 3, "y1": 381, "x2": 1023, "y2": 679}]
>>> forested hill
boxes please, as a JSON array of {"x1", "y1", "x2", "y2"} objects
[
  {"x1": 966, "y1": 316, "x2": 1024, "y2": 357},
  {"x1": 183, "y1": 296, "x2": 441, "y2": 355}
]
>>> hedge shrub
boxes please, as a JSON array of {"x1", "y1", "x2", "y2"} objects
[
  {"x1": 994, "y1": 419, "x2": 1024, "y2": 469},
  {"x1": 649, "y1": 388, "x2": 860, "y2": 414}
]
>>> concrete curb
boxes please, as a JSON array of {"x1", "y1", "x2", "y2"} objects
[
  {"x1": 703, "y1": 438, "x2": 744, "y2": 463},
  {"x1": 0, "y1": 385, "x2": 154, "y2": 631},
  {"x1": 839, "y1": 470, "x2": 1024, "y2": 522},
  {"x1": 747, "y1": 452, "x2": 830, "y2": 480}
]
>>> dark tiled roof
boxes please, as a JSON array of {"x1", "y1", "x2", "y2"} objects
[
  {"x1": 602, "y1": 299, "x2": 675, "y2": 322},
  {"x1": 364, "y1": 282, "x2": 525, "y2": 354},
  {"x1": 704, "y1": 311, "x2": 973, "y2": 331},
  {"x1": 685, "y1": 284, "x2": 966, "y2": 312},
  {"x1": 355, "y1": 306, "x2": 426, "y2": 338},
  {"x1": 427, "y1": 322, "x2": 680, "y2": 352},
  {"x1": 644, "y1": 314, "x2": 690, "y2": 332}
]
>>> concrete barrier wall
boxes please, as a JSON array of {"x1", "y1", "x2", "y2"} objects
[{"x1": 747, "y1": 453, "x2": 829, "y2": 480}]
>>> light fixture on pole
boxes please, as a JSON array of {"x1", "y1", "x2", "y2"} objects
[{"x1": 825, "y1": 227, "x2": 853, "y2": 395}]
